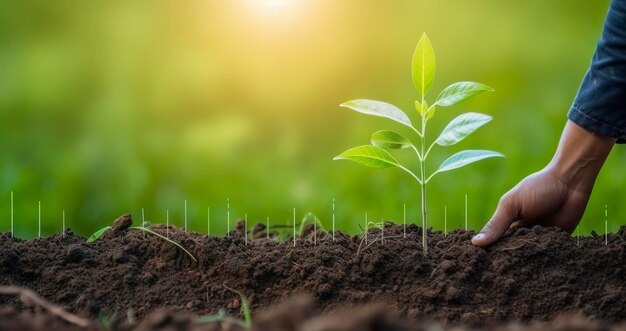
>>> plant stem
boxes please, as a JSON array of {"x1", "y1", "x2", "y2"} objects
[
  {"x1": 403, "y1": 203, "x2": 406, "y2": 239},
  {"x1": 38, "y1": 201, "x2": 41, "y2": 239},
  {"x1": 332, "y1": 198, "x2": 336, "y2": 241},
  {"x1": 10, "y1": 191, "x2": 13, "y2": 238},
  {"x1": 419, "y1": 103, "x2": 428, "y2": 257}
]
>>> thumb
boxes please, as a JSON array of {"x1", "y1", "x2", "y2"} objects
[{"x1": 471, "y1": 196, "x2": 518, "y2": 247}]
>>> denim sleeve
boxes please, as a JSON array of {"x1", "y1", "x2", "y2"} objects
[{"x1": 568, "y1": 0, "x2": 626, "y2": 143}]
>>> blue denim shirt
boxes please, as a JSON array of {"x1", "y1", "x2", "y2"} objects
[{"x1": 569, "y1": 0, "x2": 626, "y2": 143}]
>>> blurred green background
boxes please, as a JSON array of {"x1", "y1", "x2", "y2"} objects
[{"x1": 1, "y1": 0, "x2": 624, "y2": 238}]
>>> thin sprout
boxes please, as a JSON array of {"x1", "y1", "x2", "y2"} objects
[
  {"x1": 332, "y1": 198, "x2": 335, "y2": 241},
  {"x1": 10, "y1": 191, "x2": 13, "y2": 238},
  {"x1": 131, "y1": 226, "x2": 197, "y2": 263},
  {"x1": 403, "y1": 203, "x2": 406, "y2": 239},
  {"x1": 38, "y1": 201, "x2": 41, "y2": 239}
]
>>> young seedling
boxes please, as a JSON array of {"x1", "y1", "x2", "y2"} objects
[
  {"x1": 465, "y1": 194, "x2": 468, "y2": 231},
  {"x1": 444, "y1": 205, "x2": 447, "y2": 237},
  {"x1": 332, "y1": 198, "x2": 336, "y2": 241},
  {"x1": 222, "y1": 284, "x2": 252, "y2": 329},
  {"x1": 364, "y1": 212, "x2": 368, "y2": 245},
  {"x1": 166, "y1": 209, "x2": 170, "y2": 239},
  {"x1": 38, "y1": 201, "x2": 41, "y2": 239},
  {"x1": 87, "y1": 224, "x2": 198, "y2": 262},
  {"x1": 403, "y1": 203, "x2": 407, "y2": 238},
  {"x1": 10, "y1": 191, "x2": 13, "y2": 238},
  {"x1": 298, "y1": 212, "x2": 325, "y2": 244},
  {"x1": 184, "y1": 200, "x2": 188, "y2": 232},
  {"x1": 605, "y1": 204, "x2": 608, "y2": 246},
  {"x1": 62, "y1": 210, "x2": 65, "y2": 238},
  {"x1": 142, "y1": 208, "x2": 146, "y2": 238},
  {"x1": 207, "y1": 207, "x2": 210, "y2": 237},
  {"x1": 334, "y1": 33, "x2": 504, "y2": 256}
]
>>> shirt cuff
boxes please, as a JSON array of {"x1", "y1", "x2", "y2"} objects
[{"x1": 568, "y1": 105, "x2": 626, "y2": 143}]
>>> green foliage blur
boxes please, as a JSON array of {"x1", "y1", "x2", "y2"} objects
[{"x1": 0, "y1": 0, "x2": 623, "y2": 238}]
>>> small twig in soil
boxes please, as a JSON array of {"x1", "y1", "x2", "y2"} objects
[{"x1": 0, "y1": 286, "x2": 90, "y2": 327}]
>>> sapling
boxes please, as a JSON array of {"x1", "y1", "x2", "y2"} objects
[{"x1": 334, "y1": 33, "x2": 504, "y2": 256}]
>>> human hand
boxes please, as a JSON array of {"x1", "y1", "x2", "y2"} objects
[
  {"x1": 471, "y1": 166, "x2": 589, "y2": 247},
  {"x1": 472, "y1": 120, "x2": 615, "y2": 247}
]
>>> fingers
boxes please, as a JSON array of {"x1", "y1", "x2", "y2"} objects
[{"x1": 471, "y1": 196, "x2": 518, "y2": 247}]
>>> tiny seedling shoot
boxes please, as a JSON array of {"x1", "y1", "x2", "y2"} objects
[
  {"x1": 334, "y1": 33, "x2": 504, "y2": 256},
  {"x1": 87, "y1": 224, "x2": 198, "y2": 263}
]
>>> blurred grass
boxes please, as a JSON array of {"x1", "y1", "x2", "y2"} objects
[{"x1": 0, "y1": 0, "x2": 623, "y2": 238}]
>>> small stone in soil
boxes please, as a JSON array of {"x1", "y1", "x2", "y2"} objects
[{"x1": 112, "y1": 213, "x2": 133, "y2": 232}]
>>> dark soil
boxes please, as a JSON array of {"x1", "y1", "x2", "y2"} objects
[{"x1": 1, "y1": 214, "x2": 626, "y2": 330}]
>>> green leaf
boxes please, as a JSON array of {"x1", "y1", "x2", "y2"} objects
[
  {"x1": 87, "y1": 226, "x2": 112, "y2": 243},
  {"x1": 434, "y1": 82, "x2": 494, "y2": 107},
  {"x1": 334, "y1": 145, "x2": 401, "y2": 169},
  {"x1": 412, "y1": 33, "x2": 435, "y2": 96},
  {"x1": 371, "y1": 130, "x2": 412, "y2": 149},
  {"x1": 436, "y1": 150, "x2": 504, "y2": 174},
  {"x1": 340, "y1": 99, "x2": 413, "y2": 128},
  {"x1": 435, "y1": 112, "x2": 492, "y2": 146}
]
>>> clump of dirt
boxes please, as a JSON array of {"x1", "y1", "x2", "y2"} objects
[
  {"x1": 1, "y1": 294, "x2": 625, "y2": 331},
  {"x1": 1, "y1": 213, "x2": 626, "y2": 328}
]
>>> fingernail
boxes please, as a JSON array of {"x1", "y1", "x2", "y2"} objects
[{"x1": 473, "y1": 233, "x2": 485, "y2": 241}]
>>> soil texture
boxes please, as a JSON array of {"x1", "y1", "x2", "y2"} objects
[{"x1": 1, "y1": 214, "x2": 626, "y2": 329}]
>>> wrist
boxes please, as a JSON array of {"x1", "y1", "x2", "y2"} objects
[{"x1": 547, "y1": 120, "x2": 615, "y2": 193}]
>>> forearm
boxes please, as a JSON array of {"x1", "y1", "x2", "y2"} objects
[{"x1": 547, "y1": 120, "x2": 616, "y2": 193}]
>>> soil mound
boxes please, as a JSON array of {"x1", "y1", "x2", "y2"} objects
[{"x1": 1, "y1": 215, "x2": 625, "y2": 328}]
